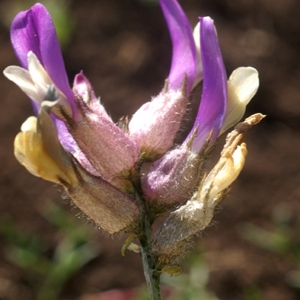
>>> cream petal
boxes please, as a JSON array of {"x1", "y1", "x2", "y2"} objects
[
  {"x1": 206, "y1": 143, "x2": 247, "y2": 202},
  {"x1": 20, "y1": 116, "x2": 37, "y2": 132},
  {"x1": 220, "y1": 67, "x2": 259, "y2": 134},
  {"x1": 192, "y1": 22, "x2": 203, "y2": 88},
  {"x1": 229, "y1": 67, "x2": 259, "y2": 104},
  {"x1": 3, "y1": 66, "x2": 41, "y2": 102},
  {"x1": 27, "y1": 51, "x2": 52, "y2": 98}
]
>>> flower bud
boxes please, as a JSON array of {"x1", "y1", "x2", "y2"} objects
[
  {"x1": 68, "y1": 73, "x2": 140, "y2": 183},
  {"x1": 142, "y1": 145, "x2": 203, "y2": 210},
  {"x1": 129, "y1": 89, "x2": 188, "y2": 160}
]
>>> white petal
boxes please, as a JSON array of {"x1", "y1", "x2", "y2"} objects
[
  {"x1": 229, "y1": 67, "x2": 259, "y2": 104},
  {"x1": 27, "y1": 51, "x2": 52, "y2": 98},
  {"x1": 192, "y1": 22, "x2": 203, "y2": 88},
  {"x1": 193, "y1": 22, "x2": 201, "y2": 52},
  {"x1": 3, "y1": 66, "x2": 41, "y2": 103},
  {"x1": 220, "y1": 67, "x2": 259, "y2": 134}
]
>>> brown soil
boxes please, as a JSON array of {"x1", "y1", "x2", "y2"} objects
[{"x1": 1, "y1": 0, "x2": 300, "y2": 299}]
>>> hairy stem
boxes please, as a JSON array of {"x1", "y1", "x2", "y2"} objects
[{"x1": 135, "y1": 191, "x2": 161, "y2": 300}]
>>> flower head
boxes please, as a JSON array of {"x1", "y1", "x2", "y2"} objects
[{"x1": 4, "y1": 1, "x2": 261, "y2": 241}]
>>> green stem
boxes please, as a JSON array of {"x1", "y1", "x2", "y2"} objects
[
  {"x1": 135, "y1": 191, "x2": 161, "y2": 300},
  {"x1": 140, "y1": 243, "x2": 161, "y2": 300}
]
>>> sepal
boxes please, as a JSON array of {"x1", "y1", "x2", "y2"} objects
[
  {"x1": 65, "y1": 164, "x2": 139, "y2": 234},
  {"x1": 68, "y1": 75, "x2": 140, "y2": 182},
  {"x1": 142, "y1": 145, "x2": 203, "y2": 210},
  {"x1": 129, "y1": 89, "x2": 188, "y2": 160}
]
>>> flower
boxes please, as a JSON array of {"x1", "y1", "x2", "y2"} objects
[
  {"x1": 4, "y1": 3, "x2": 140, "y2": 185},
  {"x1": 128, "y1": 0, "x2": 199, "y2": 161},
  {"x1": 152, "y1": 114, "x2": 264, "y2": 265},
  {"x1": 4, "y1": 3, "x2": 140, "y2": 233},
  {"x1": 8, "y1": 3, "x2": 75, "y2": 115},
  {"x1": 140, "y1": 1, "x2": 259, "y2": 211}
]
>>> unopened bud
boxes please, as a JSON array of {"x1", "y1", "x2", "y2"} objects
[
  {"x1": 142, "y1": 145, "x2": 203, "y2": 210},
  {"x1": 68, "y1": 74, "x2": 140, "y2": 183},
  {"x1": 129, "y1": 89, "x2": 188, "y2": 160}
]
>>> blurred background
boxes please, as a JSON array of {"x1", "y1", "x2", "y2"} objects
[{"x1": 1, "y1": 0, "x2": 300, "y2": 299}]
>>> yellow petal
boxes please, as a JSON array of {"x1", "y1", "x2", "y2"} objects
[
  {"x1": 15, "y1": 114, "x2": 78, "y2": 187},
  {"x1": 14, "y1": 130, "x2": 75, "y2": 186}
]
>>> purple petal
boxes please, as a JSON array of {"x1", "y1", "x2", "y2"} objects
[
  {"x1": 10, "y1": 4, "x2": 75, "y2": 112},
  {"x1": 55, "y1": 119, "x2": 78, "y2": 154},
  {"x1": 185, "y1": 17, "x2": 227, "y2": 152},
  {"x1": 56, "y1": 119, "x2": 101, "y2": 177},
  {"x1": 159, "y1": 0, "x2": 197, "y2": 93}
]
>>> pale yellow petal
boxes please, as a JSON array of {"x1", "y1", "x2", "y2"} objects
[
  {"x1": 20, "y1": 116, "x2": 37, "y2": 132},
  {"x1": 15, "y1": 112, "x2": 78, "y2": 187},
  {"x1": 27, "y1": 51, "x2": 52, "y2": 98},
  {"x1": 3, "y1": 66, "x2": 41, "y2": 102},
  {"x1": 220, "y1": 67, "x2": 259, "y2": 134},
  {"x1": 207, "y1": 143, "x2": 247, "y2": 201},
  {"x1": 14, "y1": 131, "x2": 70, "y2": 184}
]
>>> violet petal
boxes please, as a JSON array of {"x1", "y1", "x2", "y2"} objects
[
  {"x1": 159, "y1": 0, "x2": 197, "y2": 93},
  {"x1": 10, "y1": 3, "x2": 75, "y2": 112},
  {"x1": 186, "y1": 17, "x2": 227, "y2": 152}
]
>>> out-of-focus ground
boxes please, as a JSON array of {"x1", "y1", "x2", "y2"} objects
[{"x1": 1, "y1": 0, "x2": 300, "y2": 299}]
